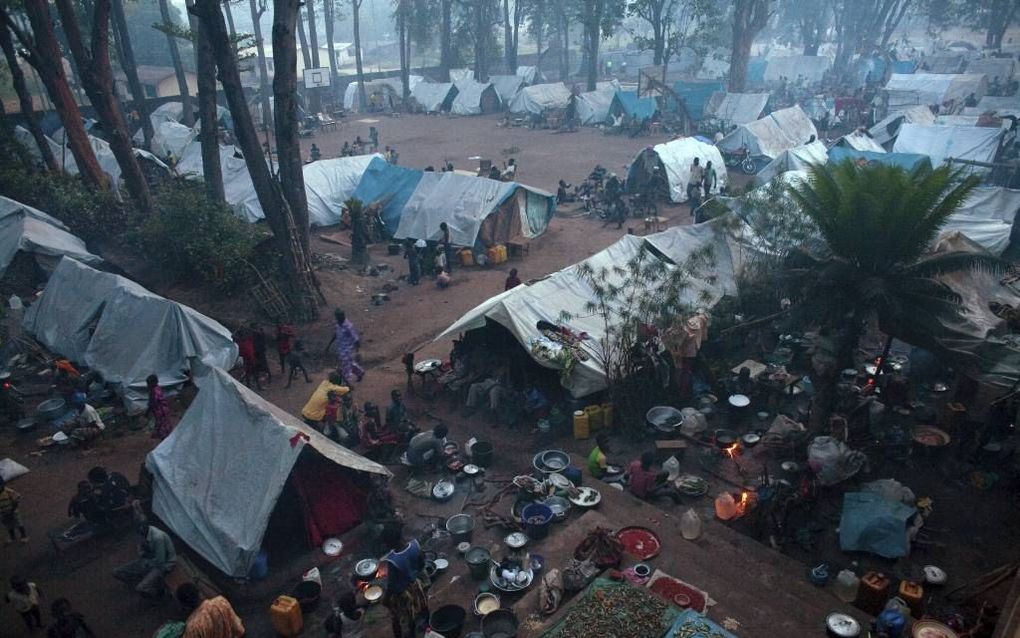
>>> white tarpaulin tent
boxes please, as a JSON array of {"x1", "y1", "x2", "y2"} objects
[
  {"x1": 576, "y1": 88, "x2": 616, "y2": 125},
  {"x1": 966, "y1": 57, "x2": 1015, "y2": 82},
  {"x1": 393, "y1": 172, "x2": 554, "y2": 246},
  {"x1": 49, "y1": 130, "x2": 170, "y2": 193},
  {"x1": 941, "y1": 186, "x2": 1020, "y2": 256},
  {"x1": 303, "y1": 155, "x2": 383, "y2": 226},
  {"x1": 834, "y1": 131, "x2": 887, "y2": 153},
  {"x1": 704, "y1": 92, "x2": 769, "y2": 125},
  {"x1": 627, "y1": 137, "x2": 727, "y2": 203},
  {"x1": 0, "y1": 197, "x2": 101, "y2": 277},
  {"x1": 966, "y1": 95, "x2": 1020, "y2": 117},
  {"x1": 763, "y1": 55, "x2": 831, "y2": 83},
  {"x1": 410, "y1": 82, "x2": 456, "y2": 112},
  {"x1": 516, "y1": 66, "x2": 542, "y2": 84},
  {"x1": 436, "y1": 216, "x2": 749, "y2": 397},
  {"x1": 884, "y1": 73, "x2": 987, "y2": 110},
  {"x1": 893, "y1": 123, "x2": 1002, "y2": 171},
  {"x1": 489, "y1": 75, "x2": 526, "y2": 104},
  {"x1": 717, "y1": 105, "x2": 819, "y2": 160},
  {"x1": 176, "y1": 142, "x2": 264, "y2": 223},
  {"x1": 509, "y1": 83, "x2": 572, "y2": 114},
  {"x1": 22, "y1": 258, "x2": 237, "y2": 411},
  {"x1": 869, "y1": 105, "x2": 936, "y2": 146},
  {"x1": 146, "y1": 366, "x2": 390, "y2": 578},
  {"x1": 754, "y1": 140, "x2": 828, "y2": 186},
  {"x1": 451, "y1": 80, "x2": 499, "y2": 115},
  {"x1": 150, "y1": 121, "x2": 197, "y2": 159}
]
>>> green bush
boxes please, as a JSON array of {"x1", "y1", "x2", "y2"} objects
[{"x1": 138, "y1": 179, "x2": 262, "y2": 293}]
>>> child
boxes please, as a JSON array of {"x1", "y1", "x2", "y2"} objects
[
  {"x1": 322, "y1": 391, "x2": 341, "y2": 441},
  {"x1": 275, "y1": 322, "x2": 295, "y2": 374},
  {"x1": 284, "y1": 341, "x2": 312, "y2": 388},
  {"x1": 0, "y1": 477, "x2": 27, "y2": 544},
  {"x1": 6, "y1": 577, "x2": 43, "y2": 630}
]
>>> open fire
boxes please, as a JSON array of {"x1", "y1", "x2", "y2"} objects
[{"x1": 724, "y1": 443, "x2": 740, "y2": 459}]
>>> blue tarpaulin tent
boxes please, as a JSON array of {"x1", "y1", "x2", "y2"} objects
[
  {"x1": 748, "y1": 57, "x2": 767, "y2": 84},
  {"x1": 350, "y1": 158, "x2": 424, "y2": 234},
  {"x1": 672, "y1": 81, "x2": 724, "y2": 120},
  {"x1": 891, "y1": 59, "x2": 916, "y2": 74},
  {"x1": 828, "y1": 147, "x2": 933, "y2": 172},
  {"x1": 609, "y1": 90, "x2": 658, "y2": 122}
]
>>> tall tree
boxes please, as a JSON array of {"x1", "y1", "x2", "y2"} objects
[
  {"x1": 728, "y1": 0, "x2": 770, "y2": 92},
  {"x1": 5, "y1": 2, "x2": 106, "y2": 187},
  {"x1": 629, "y1": 0, "x2": 722, "y2": 68},
  {"x1": 579, "y1": 0, "x2": 625, "y2": 91},
  {"x1": 249, "y1": 0, "x2": 274, "y2": 128},
  {"x1": 396, "y1": 0, "x2": 410, "y2": 99},
  {"x1": 502, "y1": 0, "x2": 524, "y2": 73},
  {"x1": 158, "y1": 0, "x2": 194, "y2": 125},
  {"x1": 296, "y1": 5, "x2": 312, "y2": 71},
  {"x1": 305, "y1": 0, "x2": 321, "y2": 112},
  {"x1": 439, "y1": 0, "x2": 452, "y2": 80},
  {"x1": 472, "y1": 0, "x2": 499, "y2": 81},
  {"x1": 54, "y1": 0, "x2": 156, "y2": 212},
  {"x1": 982, "y1": 0, "x2": 1018, "y2": 49},
  {"x1": 223, "y1": 0, "x2": 237, "y2": 37},
  {"x1": 0, "y1": 23, "x2": 58, "y2": 172},
  {"x1": 191, "y1": 0, "x2": 319, "y2": 311},
  {"x1": 191, "y1": 0, "x2": 224, "y2": 203},
  {"x1": 111, "y1": 0, "x2": 152, "y2": 148},
  {"x1": 322, "y1": 0, "x2": 339, "y2": 104},
  {"x1": 830, "y1": 0, "x2": 912, "y2": 78},
  {"x1": 273, "y1": 0, "x2": 310, "y2": 251},
  {"x1": 529, "y1": 0, "x2": 545, "y2": 57},
  {"x1": 351, "y1": 0, "x2": 367, "y2": 110}
]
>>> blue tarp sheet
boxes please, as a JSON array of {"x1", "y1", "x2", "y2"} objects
[
  {"x1": 748, "y1": 57, "x2": 767, "y2": 84},
  {"x1": 854, "y1": 56, "x2": 889, "y2": 86},
  {"x1": 611, "y1": 90, "x2": 659, "y2": 122},
  {"x1": 673, "y1": 81, "x2": 724, "y2": 119},
  {"x1": 350, "y1": 157, "x2": 424, "y2": 234},
  {"x1": 839, "y1": 492, "x2": 916, "y2": 559},
  {"x1": 891, "y1": 60, "x2": 917, "y2": 74},
  {"x1": 828, "y1": 147, "x2": 933, "y2": 172}
]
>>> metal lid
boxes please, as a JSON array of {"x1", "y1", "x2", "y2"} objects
[{"x1": 826, "y1": 612, "x2": 861, "y2": 637}]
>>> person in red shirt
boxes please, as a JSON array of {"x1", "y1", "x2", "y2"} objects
[
  {"x1": 234, "y1": 328, "x2": 261, "y2": 390},
  {"x1": 626, "y1": 452, "x2": 681, "y2": 503},
  {"x1": 275, "y1": 322, "x2": 295, "y2": 374}
]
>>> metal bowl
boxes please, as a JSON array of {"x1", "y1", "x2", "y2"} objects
[
  {"x1": 646, "y1": 406, "x2": 683, "y2": 432},
  {"x1": 539, "y1": 450, "x2": 569, "y2": 472},
  {"x1": 363, "y1": 584, "x2": 384, "y2": 603},
  {"x1": 504, "y1": 531, "x2": 528, "y2": 548},
  {"x1": 432, "y1": 479, "x2": 456, "y2": 502},
  {"x1": 474, "y1": 592, "x2": 501, "y2": 616},
  {"x1": 36, "y1": 398, "x2": 67, "y2": 421},
  {"x1": 546, "y1": 472, "x2": 573, "y2": 491},
  {"x1": 542, "y1": 496, "x2": 571, "y2": 520},
  {"x1": 355, "y1": 558, "x2": 379, "y2": 578},
  {"x1": 728, "y1": 394, "x2": 750, "y2": 408}
]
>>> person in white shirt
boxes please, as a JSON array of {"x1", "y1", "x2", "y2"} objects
[{"x1": 68, "y1": 396, "x2": 105, "y2": 445}]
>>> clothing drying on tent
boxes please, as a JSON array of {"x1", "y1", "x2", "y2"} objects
[
  {"x1": 451, "y1": 80, "x2": 501, "y2": 115},
  {"x1": 509, "y1": 83, "x2": 572, "y2": 115},
  {"x1": 627, "y1": 138, "x2": 727, "y2": 203},
  {"x1": 146, "y1": 366, "x2": 390, "y2": 578},
  {"x1": 409, "y1": 82, "x2": 457, "y2": 113},
  {"x1": 436, "y1": 216, "x2": 748, "y2": 397},
  {"x1": 717, "y1": 105, "x2": 819, "y2": 161},
  {"x1": 704, "y1": 92, "x2": 769, "y2": 125},
  {"x1": 22, "y1": 257, "x2": 237, "y2": 411},
  {"x1": 754, "y1": 140, "x2": 828, "y2": 186},
  {"x1": 393, "y1": 172, "x2": 554, "y2": 248},
  {"x1": 0, "y1": 200, "x2": 102, "y2": 279}
]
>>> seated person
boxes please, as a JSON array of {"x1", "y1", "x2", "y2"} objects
[
  {"x1": 727, "y1": 366, "x2": 757, "y2": 397},
  {"x1": 67, "y1": 481, "x2": 101, "y2": 530},
  {"x1": 626, "y1": 452, "x2": 682, "y2": 504},
  {"x1": 464, "y1": 372, "x2": 500, "y2": 416},
  {"x1": 405, "y1": 424, "x2": 448, "y2": 468},
  {"x1": 361, "y1": 402, "x2": 400, "y2": 462},
  {"x1": 301, "y1": 372, "x2": 350, "y2": 426},
  {"x1": 336, "y1": 394, "x2": 361, "y2": 447},
  {"x1": 64, "y1": 394, "x2": 105, "y2": 446},
  {"x1": 86, "y1": 466, "x2": 130, "y2": 526},
  {"x1": 586, "y1": 433, "x2": 614, "y2": 479},
  {"x1": 502, "y1": 159, "x2": 517, "y2": 180}
]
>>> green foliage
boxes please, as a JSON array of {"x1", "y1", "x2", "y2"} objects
[
  {"x1": 137, "y1": 179, "x2": 260, "y2": 292},
  {"x1": 124, "y1": 0, "x2": 196, "y2": 70},
  {"x1": 628, "y1": 0, "x2": 724, "y2": 63}
]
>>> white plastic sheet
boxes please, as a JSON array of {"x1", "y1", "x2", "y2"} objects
[
  {"x1": 0, "y1": 202, "x2": 101, "y2": 277},
  {"x1": 763, "y1": 55, "x2": 831, "y2": 83},
  {"x1": 717, "y1": 105, "x2": 819, "y2": 159},
  {"x1": 151, "y1": 121, "x2": 197, "y2": 159},
  {"x1": 892, "y1": 123, "x2": 1002, "y2": 171},
  {"x1": 637, "y1": 137, "x2": 727, "y2": 203},
  {"x1": 410, "y1": 82, "x2": 456, "y2": 113},
  {"x1": 508, "y1": 83, "x2": 572, "y2": 114},
  {"x1": 303, "y1": 155, "x2": 382, "y2": 226},
  {"x1": 869, "y1": 105, "x2": 935, "y2": 146},
  {"x1": 941, "y1": 186, "x2": 1020, "y2": 255},
  {"x1": 754, "y1": 140, "x2": 828, "y2": 186},
  {"x1": 835, "y1": 131, "x2": 887, "y2": 153},
  {"x1": 394, "y1": 172, "x2": 516, "y2": 245},
  {"x1": 884, "y1": 73, "x2": 987, "y2": 110},
  {"x1": 705, "y1": 92, "x2": 769, "y2": 125},
  {"x1": 451, "y1": 80, "x2": 497, "y2": 115},
  {"x1": 575, "y1": 89, "x2": 615, "y2": 125},
  {"x1": 489, "y1": 75, "x2": 525, "y2": 103},
  {"x1": 146, "y1": 366, "x2": 389, "y2": 578}
]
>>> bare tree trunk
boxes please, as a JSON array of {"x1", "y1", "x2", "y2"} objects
[
  {"x1": 323, "y1": 0, "x2": 339, "y2": 106},
  {"x1": 473, "y1": 0, "x2": 488, "y2": 81},
  {"x1": 353, "y1": 0, "x2": 367, "y2": 110},
  {"x1": 535, "y1": 0, "x2": 544, "y2": 57},
  {"x1": 0, "y1": 23, "x2": 58, "y2": 172},
  {"x1": 728, "y1": 0, "x2": 770, "y2": 92},
  {"x1": 223, "y1": 0, "x2": 237, "y2": 37},
  {"x1": 158, "y1": 0, "x2": 194, "y2": 126},
  {"x1": 249, "y1": 0, "x2": 274, "y2": 129},
  {"x1": 191, "y1": 0, "x2": 319, "y2": 311},
  {"x1": 273, "y1": 0, "x2": 310, "y2": 252},
  {"x1": 305, "y1": 0, "x2": 321, "y2": 113},
  {"x1": 559, "y1": 12, "x2": 569, "y2": 80},
  {"x1": 54, "y1": 0, "x2": 156, "y2": 213},
  {"x1": 582, "y1": 0, "x2": 602, "y2": 91},
  {"x1": 193, "y1": 0, "x2": 225, "y2": 203},
  {"x1": 397, "y1": 0, "x2": 409, "y2": 100},
  {"x1": 8, "y1": 1, "x2": 107, "y2": 188},
  {"x1": 503, "y1": 0, "x2": 512, "y2": 72},
  {"x1": 111, "y1": 0, "x2": 153, "y2": 149},
  {"x1": 440, "y1": 0, "x2": 452, "y2": 81},
  {"x1": 297, "y1": 8, "x2": 312, "y2": 71}
]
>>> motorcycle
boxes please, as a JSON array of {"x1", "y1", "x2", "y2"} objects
[
  {"x1": 723, "y1": 147, "x2": 757, "y2": 175},
  {"x1": 0, "y1": 373, "x2": 25, "y2": 425}
]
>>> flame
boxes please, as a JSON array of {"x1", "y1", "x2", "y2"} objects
[
  {"x1": 724, "y1": 443, "x2": 740, "y2": 459},
  {"x1": 736, "y1": 490, "x2": 755, "y2": 516}
]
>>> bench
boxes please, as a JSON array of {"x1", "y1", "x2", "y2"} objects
[{"x1": 507, "y1": 240, "x2": 530, "y2": 260}]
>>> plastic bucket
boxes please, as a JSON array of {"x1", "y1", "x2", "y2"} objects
[
  {"x1": 472, "y1": 441, "x2": 494, "y2": 468},
  {"x1": 290, "y1": 580, "x2": 321, "y2": 614},
  {"x1": 446, "y1": 514, "x2": 475, "y2": 544},
  {"x1": 521, "y1": 503, "x2": 553, "y2": 540},
  {"x1": 465, "y1": 546, "x2": 491, "y2": 580},
  {"x1": 430, "y1": 604, "x2": 467, "y2": 638}
]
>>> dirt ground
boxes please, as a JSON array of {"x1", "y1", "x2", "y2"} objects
[{"x1": 3, "y1": 113, "x2": 1016, "y2": 637}]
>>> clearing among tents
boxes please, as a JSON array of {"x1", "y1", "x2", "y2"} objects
[
  {"x1": 627, "y1": 137, "x2": 727, "y2": 203},
  {"x1": 451, "y1": 80, "x2": 502, "y2": 115},
  {"x1": 509, "y1": 83, "x2": 572, "y2": 116},
  {"x1": 146, "y1": 365, "x2": 390, "y2": 578},
  {"x1": 393, "y1": 171, "x2": 555, "y2": 249},
  {"x1": 22, "y1": 257, "x2": 237, "y2": 411},
  {"x1": 409, "y1": 82, "x2": 457, "y2": 113},
  {"x1": 717, "y1": 105, "x2": 819, "y2": 162},
  {"x1": 703, "y1": 92, "x2": 770, "y2": 126},
  {"x1": 0, "y1": 196, "x2": 102, "y2": 281}
]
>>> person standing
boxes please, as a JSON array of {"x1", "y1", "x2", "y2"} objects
[
  {"x1": 147, "y1": 375, "x2": 174, "y2": 440},
  {"x1": 702, "y1": 160, "x2": 717, "y2": 196},
  {"x1": 251, "y1": 324, "x2": 272, "y2": 385},
  {"x1": 284, "y1": 341, "x2": 313, "y2": 388},
  {"x1": 0, "y1": 476, "x2": 28, "y2": 545},
  {"x1": 326, "y1": 310, "x2": 365, "y2": 383},
  {"x1": 405, "y1": 239, "x2": 421, "y2": 286},
  {"x1": 275, "y1": 322, "x2": 295, "y2": 374},
  {"x1": 369, "y1": 126, "x2": 379, "y2": 152},
  {"x1": 6, "y1": 577, "x2": 43, "y2": 630},
  {"x1": 234, "y1": 329, "x2": 260, "y2": 390},
  {"x1": 687, "y1": 158, "x2": 704, "y2": 211},
  {"x1": 504, "y1": 268, "x2": 522, "y2": 291},
  {"x1": 439, "y1": 222, "x2": 454, "y2": 274},
  {"x1": 113, "y1": 521, "x2": 177, "y2": 599}
]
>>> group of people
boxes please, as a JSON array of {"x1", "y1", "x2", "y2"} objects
[
  {"x1": 686, "y1": 157, "x2": 718, "y2": 220},
  {"x1": 401, "y1": 221, "x2": 457, "y2": 289},
  {"x1": 5, "y1": 576, "x2": 96, "y2": 637},
  {"x1": 235, "y1": 321, "x2": 311, "y2": 390},
  {"x1": 587, "y1": 433, "x2": 684, "y2": 504}
]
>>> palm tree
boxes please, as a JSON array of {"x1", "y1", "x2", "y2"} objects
[{"x1": 784, "y1": 161, "x2": 1002, "y2": 425}]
